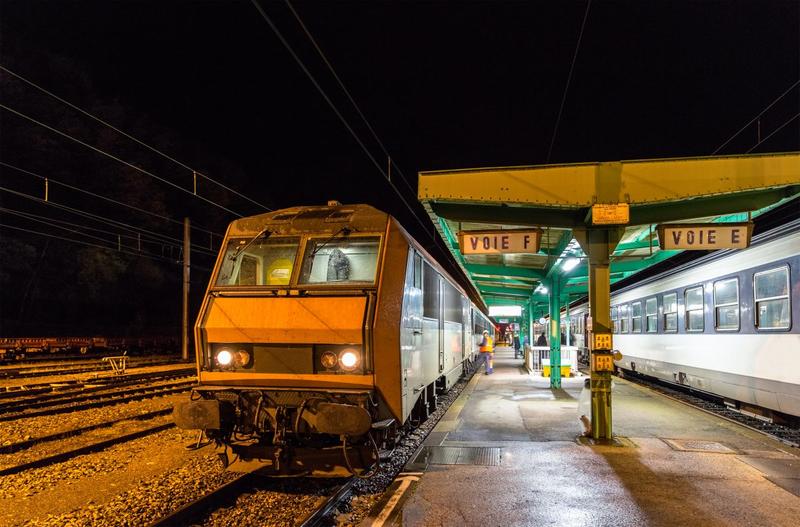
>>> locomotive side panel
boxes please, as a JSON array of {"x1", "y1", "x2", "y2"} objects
[{"x1": 373, "y1": 219, "x2": 410, "y2": 423}]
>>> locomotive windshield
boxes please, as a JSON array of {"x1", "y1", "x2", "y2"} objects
[
  {"x1": 216, "y1": 236, "x2": 300, "y2": 286},
  {"x1": 298, "y1": 236, "x2": 380, "y2": 285}
]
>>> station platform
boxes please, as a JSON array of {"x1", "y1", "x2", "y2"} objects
[{"x1": 366, "y1": 346, "x2": 800, "y2": 527}]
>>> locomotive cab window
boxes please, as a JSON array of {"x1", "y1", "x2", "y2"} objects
[
  {"x1": 663, "y1": 293, "x2": 677, "y2": 332},
  {"x1": 714, "y1": 278, "x2": 740, "y2": 331},
  {"x1": 216, "y1": 236, "x2": 300, "y2": 287},
  {"x1": 754, "y1": 266, "x2": 791, "y2": 330},
  {"x1": 631, "y1": 302, "x2": 643, "y2": 333},
  {"x1": 685, "y1": 286, "x2": 704, "y2": 332},
  {"x1": 298, "y1": 236, "x2": 380, "y2": 285},
  {"x1": 645, "y1": 298, "x2": 658, "y2": 333}
]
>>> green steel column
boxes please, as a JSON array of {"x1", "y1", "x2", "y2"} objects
[
  {"x1": 548, "y1": 279, "x2": 561, "y2": 389},
  {"x1": 565, "y1": 297, "x2": 571, "y2": 349},
  {"x1": 527, "y1": 300, "x2": 534, "y2": 348}
]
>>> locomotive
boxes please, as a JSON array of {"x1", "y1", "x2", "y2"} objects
[{"x1": 174, "y1": 202, "x2": 493, "y2": 476}]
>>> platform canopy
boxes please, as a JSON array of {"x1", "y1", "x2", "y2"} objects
[{"x1": 418, "y1": 152, "x2": 800, "y2": 315}]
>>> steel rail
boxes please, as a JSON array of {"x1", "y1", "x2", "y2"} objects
[
  {"x1": 0, "y1": 377, "x2": 195, "y2": 414},
  {"x1": 297, "y1": 479, "x2": 356, "y2": 527},
  {"x1": 0, "y1": 369, "x2": 195, "y2": 410},
  {"x1": 146, "y1": 472, "x2": 260, "y2": 527},
  {"x1": 0, "y1": 382, "x2": 194, "y2": 422},
  {"x1": 0, "y1": 407, "x2": 173, "y2": 454},
  {"x1": 0, "y1": 421, "x2": 174, "y2": 476},
  {"x1": 0, "y1": 358, "x2": 181, "y2": 379}
]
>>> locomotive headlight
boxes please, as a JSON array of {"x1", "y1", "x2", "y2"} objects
[
  {"x1": 320, "y1": 351, "x2": 338, "y2": 369},
  {"x1": 339, "y1": 350, "x2": 359, "y2": 371},
  {"x1": 216, "y1": 349, "x2": 234, "y2": 366}
]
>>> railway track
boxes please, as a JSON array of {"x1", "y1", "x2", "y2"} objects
[
  {"x1": 0, "y1": 420, "x2": 174, "y2": 476},
  {"x1": 146, "y1": 474, "x2": 355, "y2": 527},
  {"x1": 0, "y1": 368, "x2": 195, "y2": 406},
  {"x1": 621, "y1": 371, "x2": 800, "y2": 448},
  {"x1": 0, "y1": 379, "x2": 194, "y2": 421},
  {"x1": 0, "y1": 358, "x2": 183, "y2": 380},
  {"x1": 298, "y1": 479, "x2": 356, "y2": 527},
  {"x1": 0, "y1": 407, "x2": 173, "y2": 454}
]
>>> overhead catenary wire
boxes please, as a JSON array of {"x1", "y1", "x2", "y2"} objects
[
  {"x1": 0, "y1": 206, "x2": 217, "y2": 257},
  {"x1": 0, "y1": 185, "x2": 216, "y2": 255},
  {"x1": 0, "y1": 223, "x2": 212, "y2": 273},
  {"x1": 0, "y1": 102, "x2": 244, "y2": 217},
  {"x1": 249, "y1": 0, "x2": 471, "y2": 285},
  {"x1": 712, "y1": 79, "x2": 800, "y2": 154},
  {"x1": 745, "y1": 112, "x2": 800, "y2": 154},
  {"x1": 0, "y1": 64, "x2": 273, "y2": 213},
  {"x1": 0, "y1": 161, "x2": 222, "y2": 239},
  {"x1": 546, "y1": 0, "x2": 592, "y2": 163},
  {"x1": 283, "y1": 0, "x2": 418, "y2": 197}
]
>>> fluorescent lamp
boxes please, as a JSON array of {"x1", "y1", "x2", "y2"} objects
[{"x1": 561, "y1": 258, "x2": 580, "y2": 272}]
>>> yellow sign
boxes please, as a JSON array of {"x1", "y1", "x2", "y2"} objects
[
  {"x1": 593, "y1": 333, "x2": 612, "y2": 350},
  {"x1": 591, "y1": 203, "x2": 629, "y2": 225},
  {"x1": 458, "y1": 229, "x2": 542, "y2": 255},
  {"x1": 592, "y1": 353, "x2": 615, "y2": 372},
  {"x1": 657, "y1": 222, "x2": 753, "y2": 250}
]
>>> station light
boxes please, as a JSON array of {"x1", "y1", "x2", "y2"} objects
[
  {"x1": 489, "y1": 305, "x2": 522, "y2": 317},
  {"x1": 561, "y1": 258, "x2": 580, "y2": 272}
]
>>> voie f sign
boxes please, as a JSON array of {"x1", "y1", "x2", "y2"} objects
[
  {"x1": 657, "y1": 222, "x2": 753, "y2": 250},
  {"x1": 459, "y1": 229, "x2": 542, "y2": 255}
]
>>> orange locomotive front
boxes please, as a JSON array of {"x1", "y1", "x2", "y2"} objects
[{"x1": 174, "y1": 202, "x2": 488, "y2": 476}]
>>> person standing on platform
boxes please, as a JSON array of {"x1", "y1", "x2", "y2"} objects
[
  {"x1": 513, "y1": 332, "x2": 521, "y2": 359},
  {"x1": 479, "y1": 330, "x2": 494, "y2": 374},
  {"x1": 536, "y1": 331, "x2": 547, "y2": 346}
]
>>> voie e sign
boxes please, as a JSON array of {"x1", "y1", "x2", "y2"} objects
[
  {"x1": 459, "y1": 229, "x2": 542, "y2": 255},
  {"x1": 657, "y1": 222, "x2": 753, "y2": 250}
]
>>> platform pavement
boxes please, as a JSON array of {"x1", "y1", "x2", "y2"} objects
[{"x1": 365, "y1": 346, "x2": 800, "y2": 527}]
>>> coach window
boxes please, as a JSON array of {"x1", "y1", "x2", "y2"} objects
[
  {"x1": 645, "y1": 298, "x2": 658, "y2": 332},
  {"x1": 423, "y1": 263, "x2": 440, "y2": 319},
  {"x1": 444, "y1": 282, "x2": 463, "y2": 324},
  {"x1": 663, "y1": 293, "x2": 677, "y2": 332},
  {"x1": 685, "y1": 286, "x2": 704, "y2": 332},
  {"x1": 611, "y1": 307, "x2": 619, "y2": 333},
  {"x1": 754, "y1": 266, "x2": 791, "y2": 330},
  {"x1": 631, "y1": 302, "x2": 643, "y2": 333},
  {"x1": 619, "y1": 304, "x2": 629, "y2": 333},
  {"x1": 714, "y1": 278, "x2": 739, "y2": 331}
]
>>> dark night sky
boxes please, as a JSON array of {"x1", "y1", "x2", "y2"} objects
[{"x1": 0, "y1": 0, "x2": 798, "y2": 334}]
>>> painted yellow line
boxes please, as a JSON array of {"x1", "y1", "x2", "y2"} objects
[{"x1": 370, "y1": 475, "x2": 420, "y2": 527}]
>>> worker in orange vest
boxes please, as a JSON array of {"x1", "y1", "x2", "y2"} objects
[{"x1": 479, "y1": 330, "x2": 494, "y2": 375}]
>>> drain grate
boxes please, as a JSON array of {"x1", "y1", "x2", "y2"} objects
[
  {"x1": 417, "y1": 446, "x2": 502, "y2": 466},
  {"x1": 662, "y1": 438, "x2": 736, "y2": 454}
]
